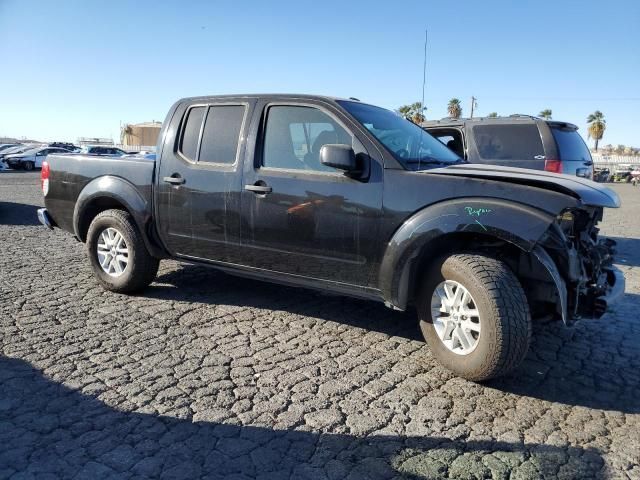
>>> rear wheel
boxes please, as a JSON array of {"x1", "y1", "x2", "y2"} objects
[
  {"x1": 23, "y1": 161, "x2": 34, "y2": 171},
  {"x1": 86, "y1": 209, "x2": 159, "y2": 293},
  {"x1": 417, "y1": 253, "x2": 532, "y2": 381}
]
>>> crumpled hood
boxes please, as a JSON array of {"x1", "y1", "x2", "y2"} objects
[{"x1": 425, "y1": 163, "x2": 620, "y2": 208}]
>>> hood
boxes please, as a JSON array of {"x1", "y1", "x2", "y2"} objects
[{"x1": 425, "y1": 164, "x2": 620, "y2": 208}]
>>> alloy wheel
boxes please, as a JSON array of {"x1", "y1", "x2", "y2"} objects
[{"x1": 430, "y1": 280, "x2": 481, "y2": 355}]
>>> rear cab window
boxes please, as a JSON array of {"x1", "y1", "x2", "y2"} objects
[
  {"x1": 178, "y1": 104, "x2": 247, "y2": 165},
  {"x1": 550, "y1": 126, "x2": 592, "y2": 162},
  {"x1": 472, "y1": 124, "x2": 544, "y2": 161},
  {"x1": 199, "y1": 105, "x2": 246, "y2": 164},
  {"x1": 179, "y1": 106, "x2": 206, "y2": 161}
]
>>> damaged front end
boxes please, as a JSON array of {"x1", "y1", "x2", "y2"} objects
[{"x1": 536, "y1": 207, "x2": 625, "y2": 325}]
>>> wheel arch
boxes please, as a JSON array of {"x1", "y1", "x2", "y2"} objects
[
  {"x1": 379, "y1": 198, "x2": 557, "y2": 311},
  {"x1": 73, "y1": 176, "x2": 165, "y2": 258}
]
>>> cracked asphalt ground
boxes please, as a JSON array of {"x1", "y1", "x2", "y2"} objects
[{"x1": 0, "y1": 171, "x2": 638, "y2": 480}]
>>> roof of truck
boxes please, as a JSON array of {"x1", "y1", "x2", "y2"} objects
[{"x1": 177, "y1": 93, "x2": 364, "y2": 104}]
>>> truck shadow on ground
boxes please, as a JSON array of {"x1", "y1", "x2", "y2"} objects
[
  {"x1": 0, "y1": 356, "x2": 605, "y2": 479},
  {"x1": 606, "y1": 236, "x2": 640, "y2": 267},
  {"x1": 0, "y1": 201, "x2": 40, "y2": 226},
  {"x1": 149, "y1": 266, "x2": 639, "y2": 415}
]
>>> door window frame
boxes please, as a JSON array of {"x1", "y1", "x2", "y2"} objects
[{"x1": 176, "y1": 101, "x2": 250, "y2": 170}]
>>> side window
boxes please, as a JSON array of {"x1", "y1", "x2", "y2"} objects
[
  {"x1": 179, "y1": 106, "x2": 206, "y2": 161},
  {"x1": 199, "y1": 105, "x2": 245, "y2": 164},
  {"x1": 262, "y1": 106, "x2": 351, "y2": 172},
  {"x1": 473, "y1": 124, "x2": 544, "y2": 161},
  {"x1": 430, "y1": 129, "x2": 464, "y2": 158},
  {"x1": 435, "y1": 134, "x2": 454, "y2": 145}
]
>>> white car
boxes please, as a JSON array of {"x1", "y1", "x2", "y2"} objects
[{"x1": 4, "y1": 146, "x2": 70, "y2": 171}]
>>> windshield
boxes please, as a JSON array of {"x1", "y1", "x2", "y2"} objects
[
  {"x1": 337, "y1": 100, "x2": 462, "y2": 170},
  {"x1": 18, "y1": 147, "x2": 42, "y2": 155}
]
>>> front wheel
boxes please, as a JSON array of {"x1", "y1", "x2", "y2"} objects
[
  {"x1": 417, "y1": 253, "x2": 532, "y2": 381},
  {"x1": 23, "y1": 161, "x2": 34, "y2": 171},
  {"x1": 86, "y1": 209, "x2": 159, "y2": 293}
]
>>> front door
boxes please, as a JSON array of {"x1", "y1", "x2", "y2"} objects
[{"x1": 240, "y1": 101, "x2": 383, "y2": 287}]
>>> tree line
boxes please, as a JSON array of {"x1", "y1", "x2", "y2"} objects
[{"x1": 396, "y1": 99, "x2": 614, "y2": 152}]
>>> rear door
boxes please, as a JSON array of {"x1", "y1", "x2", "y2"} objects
[
  {"x1": 239, "y1": 99, "x2": 383, "y2": 287},
  {"x1": 467, "y1": 121, "x2": 546, "y2": 170},
  {"x1": 156, "y1": 99, "x2": 254, "y2": 259}
]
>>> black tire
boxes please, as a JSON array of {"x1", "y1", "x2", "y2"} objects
[
  {"x1": 86, "y1": 209, "x2": 159, "y2": 293},
  {"x1": 417, "y1": 253, "x2": 532, "y2": 381},
  {"x1": 23, "y1": 161, "x2": 34, "y2": 171}
]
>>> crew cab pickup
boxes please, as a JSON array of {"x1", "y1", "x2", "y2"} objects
[{"x1": 38, "y1": 94, "x2": 624, "y2": 381}]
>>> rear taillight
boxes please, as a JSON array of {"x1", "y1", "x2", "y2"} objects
[
  {"x1": 41, "y1": 161, "x2": 50, "y2": 195},
  {"x1": 544, "y1": 159, "x2": 562, "y2": 173}
]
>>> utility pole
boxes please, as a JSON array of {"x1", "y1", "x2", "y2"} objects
[{"x1": 470, "y1": 96, "x2": 477, "y2": 118}]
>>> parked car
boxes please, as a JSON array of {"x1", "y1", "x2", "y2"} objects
[
  {"x1": 79, "y1": 146, "x2": 130, "y2": 156},
  {"x1": 4, "y1": 146, "x2": 70, "y2": 170},
  {"x1": 422, "y1": 115, "x2": 594, "y2": 178},
  {"x1": 612, "y1": 164, "x2": 633, "y2": 182},
  {"x1": 38, "y1": 94, "x2": 623, "y2": 381},
  {"x1": 0, "y1": 143, "x2": 20, "y2": 152},
  {"x1": 49, "y1": 142, "x2": 80, "y2": 152},
  {"x1": 593, "y1": 168, "x2": 611, "y2": 183},
  {"x1": 0, "y1": 144, "x2": 41, "y2": 163}
]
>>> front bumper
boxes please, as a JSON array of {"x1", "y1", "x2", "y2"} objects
[
  {"x1": 598, "y1": 266, "x2": 626, "y2": 310},
  {"x1": 37, "y1": 208, "x2": 54, "y2": 230}
]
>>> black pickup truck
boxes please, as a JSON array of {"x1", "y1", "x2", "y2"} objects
[{"x1": 38, "y1": 94, "x2": 624, "y2": 381}]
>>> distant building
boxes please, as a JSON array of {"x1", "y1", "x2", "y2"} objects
[{"x1": 121, "y1": 122, "x2": 162, "y2": 147}]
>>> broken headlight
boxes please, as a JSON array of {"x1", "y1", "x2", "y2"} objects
[{"x1": 556, "y1": 210, "x2": 575, "y2": 236}]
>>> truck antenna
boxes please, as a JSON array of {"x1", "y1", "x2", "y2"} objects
[
  {"x1": 418, "y1": 28, "x2": 428, "y2": 170},
  {"x1": 421, "y1": 28, "x2": 427, "y2": 118}
]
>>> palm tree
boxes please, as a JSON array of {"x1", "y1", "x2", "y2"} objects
[
  {"x1": 447, "y1": 98, "x2": 462, "y2": 119},
  {"x1": 487, "y1": 112, "x2": 498, "y2": 118},
  {"x1": 397, "y1": 105, "x2": 412, "y2": 120},
  {"x1": 120, "y1": 124, "x2": 134, "y2": 145},
  {"x1": 539, "y1": 109, "x2": 552, "y2": 120},
  {"x1": 410, "y1": 102, "x2": 426, "y2": 124},
  {"x1": 397, "y1": 102, "x2": 426, "y2": 124},
  {"x1": 587, "y1": 111, "x2": 606, "y2": 151}
]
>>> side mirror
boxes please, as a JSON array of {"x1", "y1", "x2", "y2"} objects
[{"x1": 319, "y1": 144, "x2": 357, "y2": 172}]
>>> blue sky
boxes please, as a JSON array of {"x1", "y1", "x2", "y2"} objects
[{"x1": 1, "y1": 0, "x2": 638, "y2": 146}]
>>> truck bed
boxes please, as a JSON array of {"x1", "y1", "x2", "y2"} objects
[{"x1": 45, "y1": 153, "x2": 155, "y2": 235}]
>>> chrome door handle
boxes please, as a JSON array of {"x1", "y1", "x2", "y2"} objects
[
  {"x1": 244, "y1": 184, "x2": 272, "y2": 194},
  {"x1": 164, "y1": 175, "x2": 185, "y2": 185}
]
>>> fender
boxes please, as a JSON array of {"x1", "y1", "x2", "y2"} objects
[
  {"x1": 379, "y1": 197, "x2": 556, "y2": 310},
  {"x1": 73, "y1": 175, "x2": 163, "y2": 257}
]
